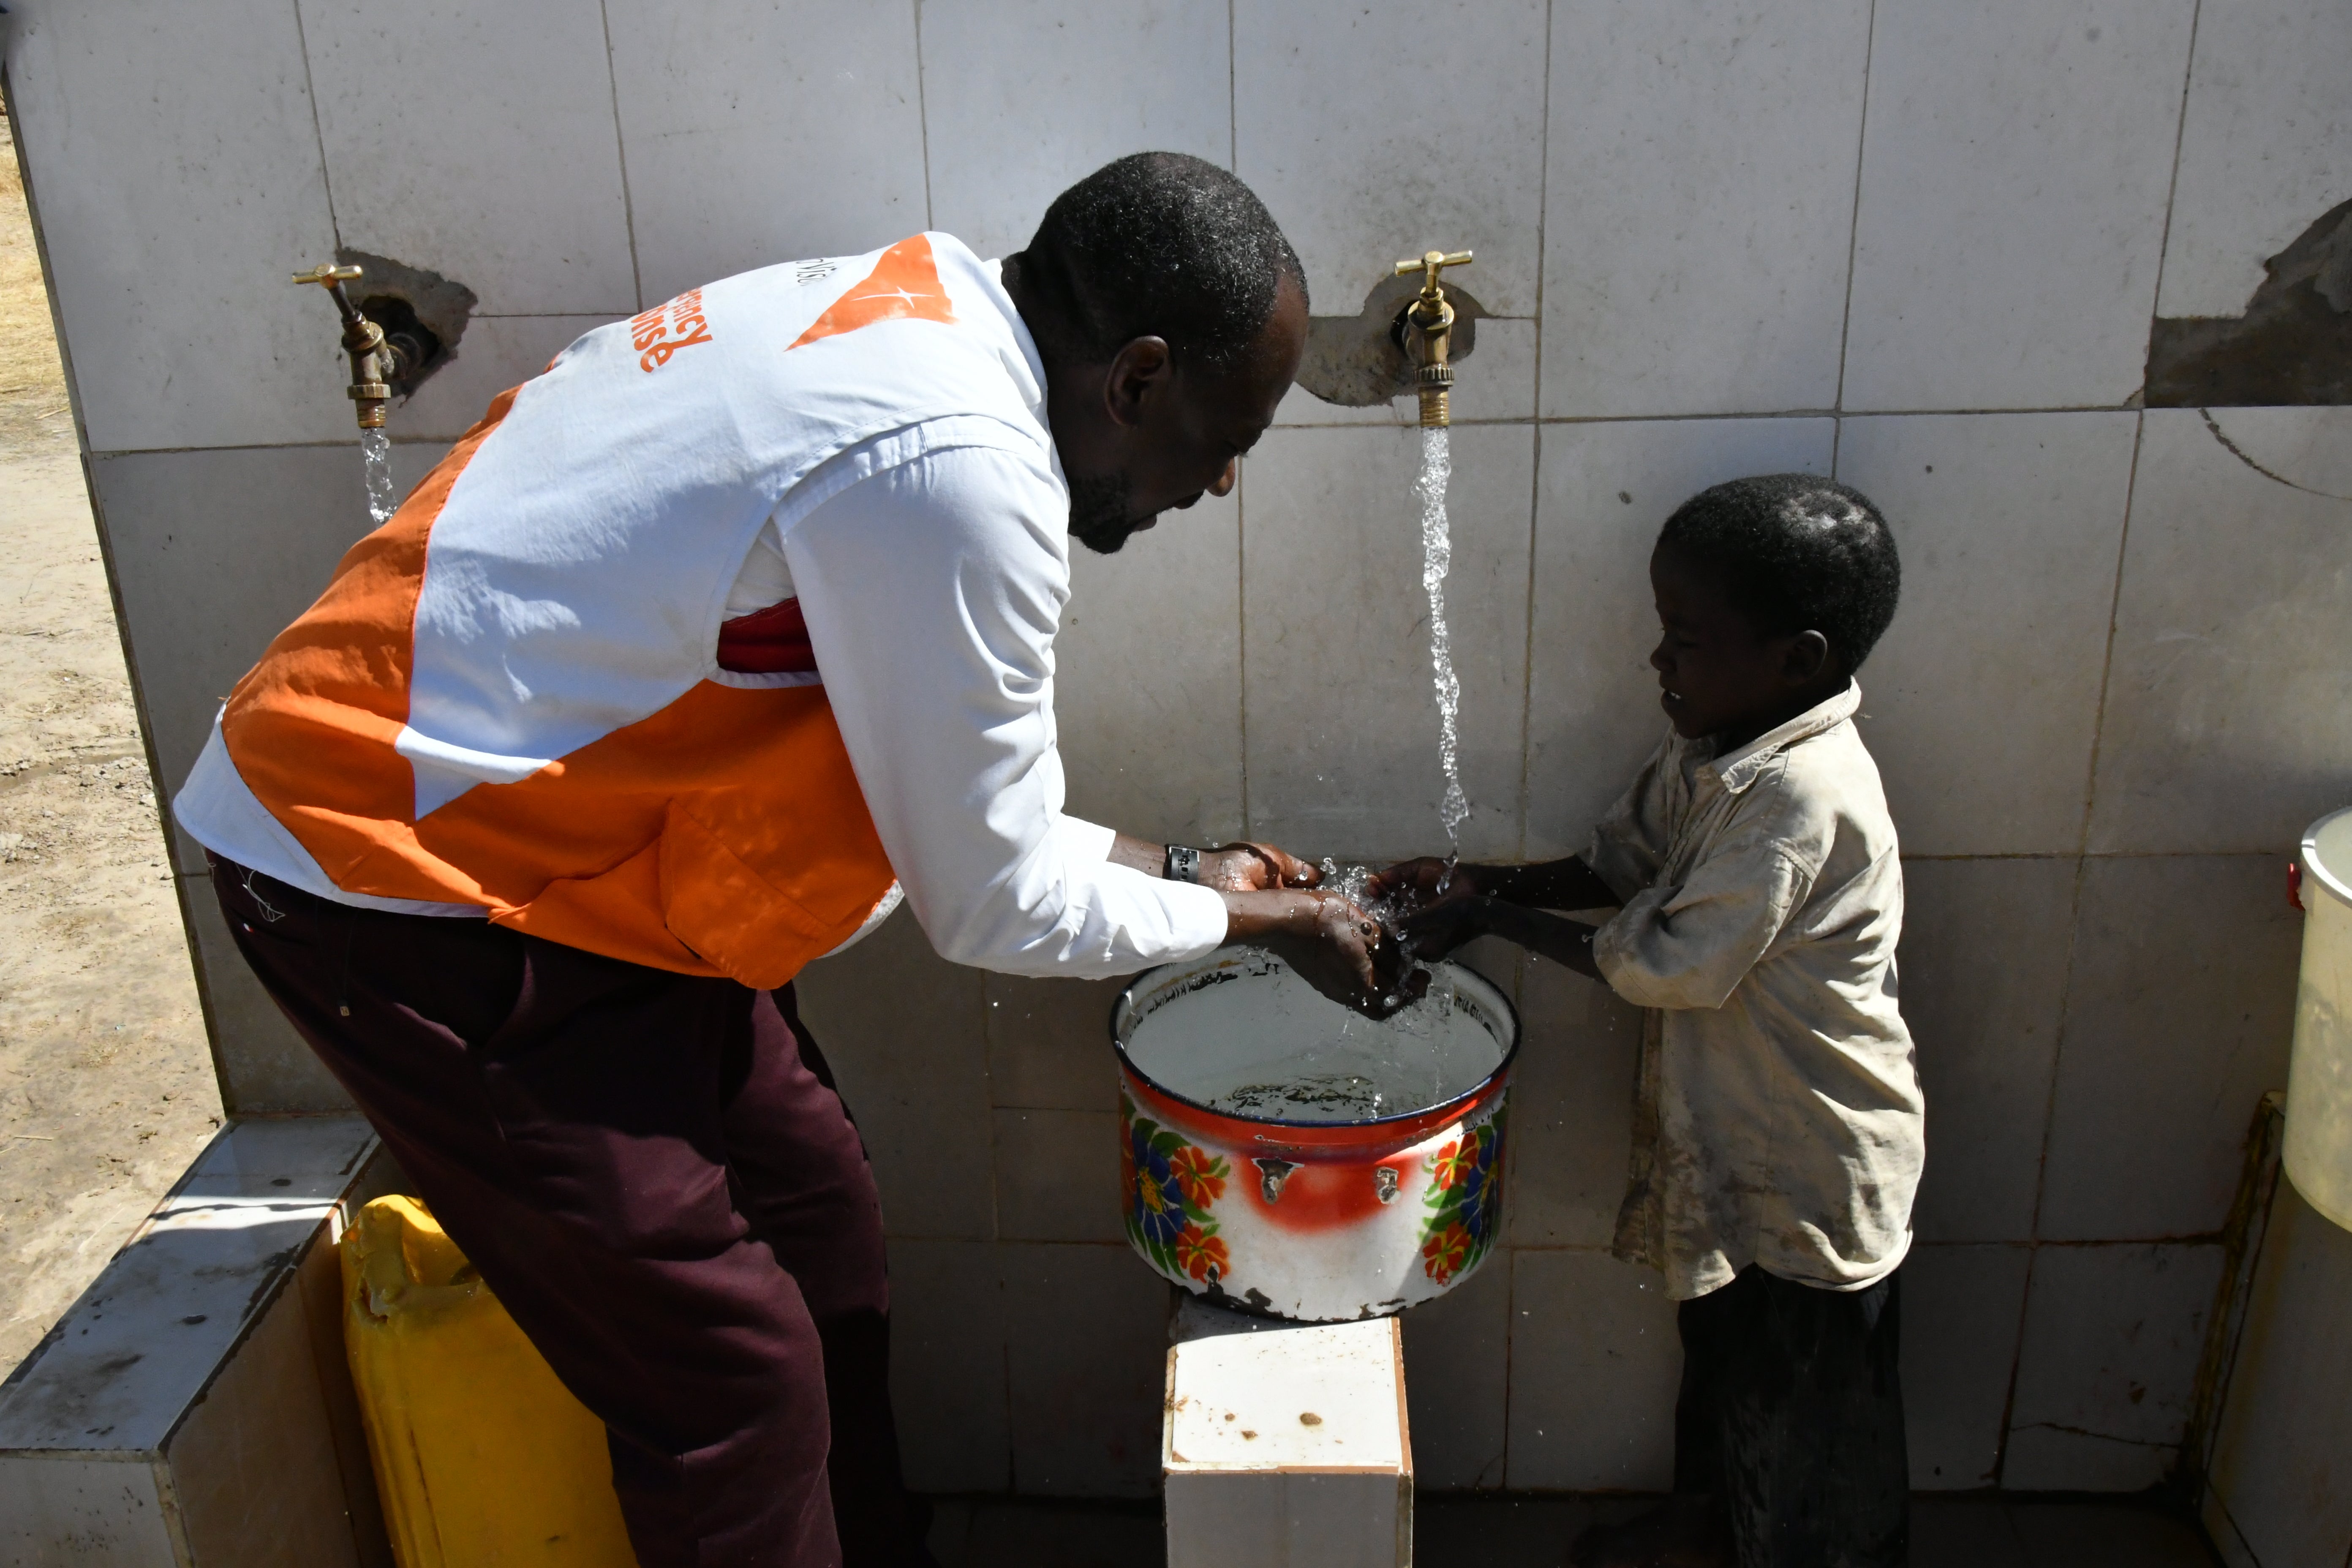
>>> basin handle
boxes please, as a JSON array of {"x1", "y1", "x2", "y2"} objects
[{"x1": 1253, "y1": 1157, "x2": 1300, "y2": 1204}]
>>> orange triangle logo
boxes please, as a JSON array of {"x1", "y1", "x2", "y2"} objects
[{"x1": 787, "y1": 234, "x2": 958, "y2": 350}]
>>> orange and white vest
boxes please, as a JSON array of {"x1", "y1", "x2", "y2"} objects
[{"x1": 176, "y1": 234, "x2": 1054, "y2": 989}]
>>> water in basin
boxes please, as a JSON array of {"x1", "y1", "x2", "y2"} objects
[{"x1": 1123, "y1": 955, "x2": 1508, "y2": 1124}]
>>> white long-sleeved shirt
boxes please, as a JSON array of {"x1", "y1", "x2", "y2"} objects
[{"x1": 749, "y1": 432, "x2": 1229, "y2": 975}]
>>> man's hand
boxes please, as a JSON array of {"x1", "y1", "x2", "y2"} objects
[
  {"x1": 1200, "y1": 841, "x2": 1322, "y2": 892},
  {"x1": 1221, "y1": 887, "x2": 1425, "y2": 1019},
  {"x1": 1369, "y1": 856, "x2": 1479, "y2": 909}
]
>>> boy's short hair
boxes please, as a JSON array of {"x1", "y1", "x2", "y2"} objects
[{"x1": 1656, "y1": 474, "x2": 1901, "y2": 672}]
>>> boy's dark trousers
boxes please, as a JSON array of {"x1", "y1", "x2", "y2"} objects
[
  {"x1": 211, "y1": 857, "x2": 935, "y2": 1568},
  {"x1": 1675, "y1": 1264, "x2": 1909, "y2": 1568}
]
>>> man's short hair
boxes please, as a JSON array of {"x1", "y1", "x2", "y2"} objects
[
  {"x1": 1018, "y1": 152, "x2": 1305, "y2": 372},
  {"x1": 1656, "y1": 474, "x2": 1902, "y2": 672}
]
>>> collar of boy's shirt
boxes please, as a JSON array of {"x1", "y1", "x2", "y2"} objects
[{"x1": 1685, "y1": 681, "x2": 1863, "y2": 798}]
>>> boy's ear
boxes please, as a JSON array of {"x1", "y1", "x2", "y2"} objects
[{"x1": 1783, "y1": 629, "x2": 1832, "y2": 686}]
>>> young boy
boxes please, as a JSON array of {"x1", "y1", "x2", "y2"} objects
[{"x1": 1388, "y1": 474, "x2": 1921, "y2": 1568}]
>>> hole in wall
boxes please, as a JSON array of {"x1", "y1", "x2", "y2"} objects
[
  {"x1": 2144, "y1": 196, "x2": 2352, "y2": 407},
  {"x1": 333, "y1": 247, "x2": 477, "y2": 397},
  {"x1": 1294, "y1": 271, "x2": 1494, "y2": 409},
  {"x1": 356, "y1": 294, "x2": 443, "y2": 393}
]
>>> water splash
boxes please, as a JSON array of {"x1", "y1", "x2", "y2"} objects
[
  {"x1": 1134, "y1": 960, "x2": 1487, "y2": 1124},
  {"x1": 1319, "y1": 855, "x2": 1446, "y2": 1009},
  {"x1": 1414, "y1": 425, "x2": 1470, "y2": 848},
  {"x1": 360, "y1": 427, "x2": 397, "y2": 527}
]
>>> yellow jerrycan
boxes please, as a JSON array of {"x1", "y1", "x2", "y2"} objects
[{"x1": 341, "y1": 1195, "x2": 639, "y2": 1566}]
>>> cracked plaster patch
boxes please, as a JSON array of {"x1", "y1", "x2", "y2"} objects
[{"x1": 2147, "y1": 198, "x2": 2352, "y2": 408}]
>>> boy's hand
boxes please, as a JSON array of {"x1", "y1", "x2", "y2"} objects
[
  {"x1": 1200, "y1": 841, "x2": 1321, "y2": 893},
  {"x1": 1369, "y1": 857, "x2": 1478, "y2": 908},
  {"x1": 1400, "y1": 895, "x2": 1497, "y2": 961}
]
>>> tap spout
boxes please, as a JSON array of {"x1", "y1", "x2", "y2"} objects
[
  {"x1": 1391, "y1": 249, "x2": 1473, "y2": 428},
  {"x1": 291, "y1": 262, "x2": 403, "y2": 430}
]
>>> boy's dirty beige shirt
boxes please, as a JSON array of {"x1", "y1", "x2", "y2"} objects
[{"x1": 1587, "y1": 682, "x2": 1923, "y2": 1301}]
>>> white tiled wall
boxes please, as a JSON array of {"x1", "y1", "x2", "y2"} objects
[
  {"x1": 10, "y1": 0, "x2": 2349, "y2": 1507},
  {"x1": 3, "y1": 3, "x2": 346, "y2": 452},
  {"x1": 1539, "y1": 0, "x2": 1870, "y2": 419},
  {"x1": 1901, "y1": 1245, "x2": 2032, "y2": 1490},
  {"x1": 300, "y1": 0, "x2": 639, "y2": 318},
  {"x1": 1835, "y1": 412, "x2": 2136, "y2": 858},
  {"x1": 922, "y1": 0, "x2": 1231, "y2": 266},
  {"x1": 2037, "y1": 855, "x2": 2300, "y2": 1242},
  {"x1": 2088, "y1": 408, "x2": 2352, "y2": 855},
  {"x1": 1898, "y1": 859, "x2": 2075, "y2": 1246},
  {"x1": 1056, "y1": 498, "x2": 1246, "y2": 844},
  {"x1": 1840, "y1": 0, "x2": 2198, "y2": 412},
  {"x1": 1233, "y1": 0, "x2": 1549, "y2": 319},
  {"x1": 604, "y1": 0, "x2": 930, "y2": 303},
  {"x1": 2005, "y1": 1243, "x2": 2225, "y2": 1491},
  {"x1": 2154, "y1": 0, "x2": 2352, "y2": 319}
]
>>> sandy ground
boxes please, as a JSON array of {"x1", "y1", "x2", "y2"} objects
[{"x1": 0, "y1": 113, "x2": 226, "y2": 1377}]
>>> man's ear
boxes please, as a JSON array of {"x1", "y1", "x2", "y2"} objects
[
  {"x1": 1102, "y1": 335, "x2": 1173, "y2": 429},
  {"x1": 1784, "y1": 629, "x2": 1832, "y2": 685}
]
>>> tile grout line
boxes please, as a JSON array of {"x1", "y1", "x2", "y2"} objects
[
  {"x1": 1905, "y1": 849, "x2": 2287, "y2": 863},
  {"x1": 1502, "y1": 1247, "x2": 1520, "y2": 1491},
  {"x1": 287, "y1": 0, "x2": 343, "y2": 250},
  {"x1": 1277, "y1": 403, "x2": 2154, "y2": 429},
  {"x1": 1829, "y1": 0, "x2": 1880, "y2": 472},
  {"x1": 92, "y1": 403, "x2": 2172, "y2": 461},
  {"x1": 1989, "y1": 1244, "x2": 2039, "y2": 1491},
  {"x1": 1237, "y1": 459, "x2": 1251, "y2": 836},
  {"x1": 2146, "y1": 0, "x2": 2207, "y2": 335},
  {"x1": 1227, "y1": 0, "x2": 1239, "y2": 172},
  {"x1": 1514, "y1": 0, "x2": 1556, "y2": 870},
  {"x1": 2075, "y1": 410, "x2": 2149, "y2": 871},
  {"x1": 912, "y1": 0, "x2": 936, "y2": 231},
  {"x1": 596, "y1": 0, "x2": 645, "y2": 315},
  {"x1": 1494, "y1": 6, "x2": 1559, "y2": 1485},
  {"x1": 1997, "y1": 406, "x2": 2153, "y2": 1486},
  {"x1": 1231, "y1": 0, "x2": 1247, "y2": 836}
]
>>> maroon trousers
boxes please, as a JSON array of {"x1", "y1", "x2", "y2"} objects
[{"x1": 212, "y1": 858, "x2": 934, "y2": 1568}]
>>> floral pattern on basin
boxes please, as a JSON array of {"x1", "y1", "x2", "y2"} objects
[
  {"x1": 1418, "y1": 1111, "x2": 1504, "y2": 1285},
  {"x1": 1121, "y1": 1095, "x2": 1232, "y2": 1285}
]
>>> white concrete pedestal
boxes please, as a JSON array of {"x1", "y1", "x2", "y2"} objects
[
  {"x1": 1162, "y1": 1297, "x2": 1413, "y2": 1567},
  {"x1": 0, "y1": 1118, "x2": 397, "y2": 1567}
]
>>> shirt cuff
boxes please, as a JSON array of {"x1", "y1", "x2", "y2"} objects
[
  {"x1": 1055, "y1": 815, "x2": 1119, "y2": 864},
  {"x1": 1116, "y1": 865, "x2": 1229, "y2": 958}
]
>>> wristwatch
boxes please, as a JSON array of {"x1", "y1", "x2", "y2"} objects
[{"x1": 1164, "y1": 844, "x2": 1203, "y2": 883}]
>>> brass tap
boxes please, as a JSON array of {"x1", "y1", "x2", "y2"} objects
[
  {"x1": 1392, "y1": 249, "x2": 1473, "y2": 428},
  {"x1": 291, "y1": 263, "x2": 402, "y2": 430}
]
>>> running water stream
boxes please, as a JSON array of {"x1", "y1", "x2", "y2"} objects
[
  {"x1": 361, "y1": 427, "x2": 397, "y2": 526},
  {"x1": 1414, "y1": 425, "x2": 1470, "y2": 853}
]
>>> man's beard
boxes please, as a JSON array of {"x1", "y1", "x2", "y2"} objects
[{"x1": 1067, "y1": 471, "x2": 1155, "y2": 555}]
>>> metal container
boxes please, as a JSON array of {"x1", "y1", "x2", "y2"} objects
[
  {"x1": 1112, "y1": 947, "x2": 1517, "y2": 1321},
  {"x1": 2287, "y1": 806, "x2": 2352, "y2": 1231}
]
